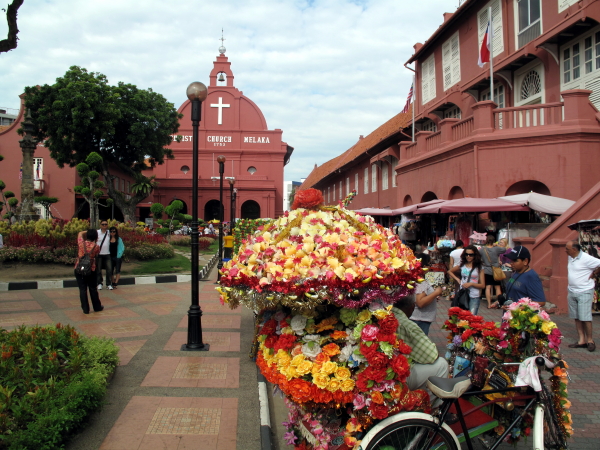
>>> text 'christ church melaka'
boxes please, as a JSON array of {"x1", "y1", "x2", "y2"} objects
[{"x1": 149, "y1": 46, "x2": 293, "y2": 222}]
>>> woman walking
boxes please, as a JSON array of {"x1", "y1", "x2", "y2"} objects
[
  {"x1": 109, "y1": 226, "x2": 125, "y2": 288},
  {"x1": 74, "y1": 229, "x2": 104, "y2": 314},
  {"x1": 481, "y1": 235, "x2": 506, "y2": 308},
  {"x1": 448, "y1": 245, "x2": 485, "y2": 315}
]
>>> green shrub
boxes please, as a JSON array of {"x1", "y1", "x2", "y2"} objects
[
  {"x1": 0, "y1": 324, "x2": 118, "y2": 449},
  {"x1": 125, "y1": 243, "x2": 174, "y2": 260}
]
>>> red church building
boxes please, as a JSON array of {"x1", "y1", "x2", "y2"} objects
[
  {"x1": 146, "y1": 48, "x2": 293, "y2": 222},
  {"x1": 0, "y1": 48, "x2": 292, "y2": 223}
]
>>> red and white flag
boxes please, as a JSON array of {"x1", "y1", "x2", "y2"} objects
[
  {"x1": 401, "y1": 83, "x2": 413, "y2": 114},
  {"x1": 478, "y1": 21, "x2": 492, "y2": 68}
]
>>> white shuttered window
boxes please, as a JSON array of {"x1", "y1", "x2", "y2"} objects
[
  {"x1": 478, "y1": 0, "x2": 504, "y2": 58},
  {"x1": 364, "y1": 168, "x2": 369, "y2": 194},
  {"x1": 371, "y1": 164, "x2": 377, "y2": 193},
  {"x1": 382, "y1": 163, "x2": 389, "y2": 190},
  {"x1": 558, "y1": 0, "x2": 579, "y2": 13},
  {"x1": 421, "y1": 55, "x2": 436, "y2": 105},
  {"x1": 442, "y1": 32, "x2": 461, "y2": 90},
  {"x1": 354, "y1": 173, "x2": 359, "y2": 192}
]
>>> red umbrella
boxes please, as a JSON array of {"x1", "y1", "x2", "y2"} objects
[
  {"x1": 391, "y1": 199, "x2": 446, "y2": 215},
  {"x1": 414, "y1": 197, "x2": 529, "y2": 214}
]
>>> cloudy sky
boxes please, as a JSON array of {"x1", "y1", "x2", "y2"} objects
[{"x1": 1, "y1": 0, "x2": 460, "y2": 182}]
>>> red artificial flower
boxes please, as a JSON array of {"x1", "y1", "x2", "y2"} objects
[
  {"x1": 365, "y1": 366, "x2": 387, "y2": 383},
  {"x1": 260, "y1": 319, "x2": 277, "y2": 335},
  {"x1": 369, "y1": 402, "x2": 390, "y2": 419},
  {"x1": 291, "y1": 188, "x2": 324, "y2": 210},
  {"x1": 397, "y1": 340, "x2": 412, "y2": 355},
  {"x1": 264, "y1": 335, "x2": 278, "y2": 349},
  {"x1": 273, "y1": 334, "x2": 298, "y2": 352},
  {"x1": 391, "y1": 354, "x2": 410, "y2": 381},
  {"x1": 378, "y1": 315, "x2": 399, "y2": 335},
  {"x1": 461, "y1": 329, "x2": 475, "y2": 341},
  {"x1": 366, "y1": 351, "x2": 389, "y2": 369},
  {"x1": 376, "y1": 332, "x2": 397, "y2": 344},
  {"x1": 359, "y1": 342, "x2": 379, "y2": 359}
]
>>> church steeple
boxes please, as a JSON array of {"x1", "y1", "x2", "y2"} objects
[{"x1": 210, "y1": 30, "x2": 234, "y2": 87}]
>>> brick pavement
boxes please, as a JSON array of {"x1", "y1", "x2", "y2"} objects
[{"x1": 0, "y1": 270, "x2": 262, "y2": 450}]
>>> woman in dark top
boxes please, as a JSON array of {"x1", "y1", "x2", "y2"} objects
[
  {"x1": 74, "y1": 229, "x2": 103, "y2": 314},
  {"x1": 109, "y1": 227, "x2": 125, "y2": 289}
]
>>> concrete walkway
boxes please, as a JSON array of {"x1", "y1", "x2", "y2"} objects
[{"x1": 0, "y1": 268, "x2": 261, "y2": 450}]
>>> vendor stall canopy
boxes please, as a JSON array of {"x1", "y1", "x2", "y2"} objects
[
  {"x1": 414, "y1": 197, "x2": 529, "y2": 214},
  {"x1": 499, "y1": 193, "x2": 575, "y2": 215}
]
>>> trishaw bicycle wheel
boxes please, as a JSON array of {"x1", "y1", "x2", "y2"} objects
[
  {"x1": 540, "y1": 383, "x2": 568, "y2": 450},
  {"x1": 365, "y1": 418, "x2": 458, "y2": 450}
]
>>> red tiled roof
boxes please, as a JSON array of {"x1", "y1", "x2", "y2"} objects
[{"x1": 300, "y1": 105, "x2": 413, "y2": 189}]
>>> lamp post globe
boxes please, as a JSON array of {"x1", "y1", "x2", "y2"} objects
[{"x1": 182, "y1": 81, "x2": 209, "y2": 352}]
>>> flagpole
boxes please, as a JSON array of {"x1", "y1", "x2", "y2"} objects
[
  {"x1": 489, "y1": 6, "x2": 494, "y2": 102},
  {"x1": 412, "y1": 74, "x2": 416, "y2": 142}
]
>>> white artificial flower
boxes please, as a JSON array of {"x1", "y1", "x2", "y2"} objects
[
  {"x1": 338, "y1": 343, "x2": 356, "y2": 362},
  {"x1": 302, "y1": 342, "x2": 322, "y2": 359},
  {"x1": 290, "y1": 315, "x2": 308, "y2": 335}
]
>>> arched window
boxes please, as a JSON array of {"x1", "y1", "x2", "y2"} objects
[
  {"x1": 241, "y1": 200, "x2": 261, "y2": 219},
  {"x1": 421, "y1": 191, "x2": 438, "y2": 202},
  {"x1": 403, "y1": 195, "x2": 413, "y2": 207},
  {"x1": 448, "y1": 186, "x2": 465, "y2": 200},
  {"x1": 505, "y1": 180, "x2": 550, "y2": 196}
]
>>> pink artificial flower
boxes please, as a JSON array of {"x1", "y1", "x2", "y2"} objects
[
  {"x1": 353, "y1": 394, "x2": 366, "y2": 409},
  {"x1": 497, "y1": 340, "x2": 509, "y2": 349},
  {"x1": 361, "y1": 325, "x2": 380, "y2": 341},
  {"x1": 539, "y1": 310, "x2": 550, "y2": 321},
  {"x1": 502, "y1": 311, "x2": 512, "y2": 321}
]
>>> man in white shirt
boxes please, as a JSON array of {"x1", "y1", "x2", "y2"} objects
[
  {"x1": 566, "y1": 241, "x2": 600, "y2": 352},
  {"x1": 96, "y1": 220, "x2": 113, "y2": 290},
  {"x1": 449, "y1": 240, "x2": 464, "y2": 268}
]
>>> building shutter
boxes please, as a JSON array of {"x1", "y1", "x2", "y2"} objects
[
  {"x1": 421, "y1": 55, "x2": 436, "y2": 104},
  {"x1": 585, "y1": 76, "x2": 600, "y2": 110},
  {"x1": 451, "y1": 34, "x2": 461, "y2": 86},
  {"x1": 442, "y1": 40, "x2": 452, "y2": 90},
  {"x1": 478, "y1": 0, "x2": 503, "y2": 57}
]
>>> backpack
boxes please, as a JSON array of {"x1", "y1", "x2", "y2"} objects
[{"x1": 75, "y1": 248, "x2": 92, "y2": 276}]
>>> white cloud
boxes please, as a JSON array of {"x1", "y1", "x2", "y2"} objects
[{"x1": 1, "y1": 0, "x2": 456, "y2": 181}]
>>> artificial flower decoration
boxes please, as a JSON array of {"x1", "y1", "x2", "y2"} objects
[
  {"x1": 218, "y1": 189, "x2": 423, "y2": 314},
  {"x1": 443, "y1": 298, "x2": 572, "y2": 443}
]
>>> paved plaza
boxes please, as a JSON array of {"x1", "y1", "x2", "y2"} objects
[
  {"x1": 0, "y1": 269, "x2": 260, "y2": 450},
  {"x1": 1, "y1": 271, "x2": 599, "y2": 449}
]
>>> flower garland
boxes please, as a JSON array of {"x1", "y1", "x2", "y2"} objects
[{"x1": 218, "y1": 193, "x2": 423, "y2": 314}]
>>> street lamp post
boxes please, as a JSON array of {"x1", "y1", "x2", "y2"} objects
[
  {"x1": 182, "y1": 81, "x2": 209, "y2": 352},
  {"x1": 216, "y1": 155, "x2": 226, "y2": 282},
  {"x1": 228, "y1": 178, "x2": 236, "y2": 226}
]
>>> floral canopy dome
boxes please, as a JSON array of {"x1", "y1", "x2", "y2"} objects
[{"x1": 217, "y1": 189, "x2": 424, "y2": 313}]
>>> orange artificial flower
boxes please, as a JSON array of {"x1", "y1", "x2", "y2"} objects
[
  {"x1": 322, "y1": 343, "x2": 341, "y2": 357},
  {"x1": 315, "y1": 352, "x2": 330, "y2": 364},
  {"x1": 371, "y1": 391, "x2": 384, "y2": 404},
  {"x1": 315, "y1": 317, "x2": 338, "y2": 332},
  {"x1": 330, "y1": 330, "x2": 348, "y2": 340}
]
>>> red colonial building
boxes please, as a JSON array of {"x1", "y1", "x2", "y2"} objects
[
  {"x1": 147, "y1": 49, "x2": 293, "y2": 222},
  {"x1": 0, "y1": 49, "x2": 292, "y2": 222},
  {"x1": 302, "y1": 0, "x2": 600, "y2": 311}
]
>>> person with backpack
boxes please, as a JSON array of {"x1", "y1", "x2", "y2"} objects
[{"x1": 74, "y1": 229, "x2": 104, "y2": 314}]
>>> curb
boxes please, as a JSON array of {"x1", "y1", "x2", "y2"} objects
[
  {"x1": 257, "y1": 369, "x2": 273, "y2": 450},
  {"x1": 199, "y1": 254, "x2": 220, "y2": 281},
  {"x1": 0, "y1": 253, "x2": 220, "y2": 291}
]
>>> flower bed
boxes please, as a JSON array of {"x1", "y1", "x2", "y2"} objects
[
  {"x1": 0, "y1": 219, "x2": 171, "y2": 265},
  {"x1": 0, "y1": 323, "x2": 119, "y2": 449}
]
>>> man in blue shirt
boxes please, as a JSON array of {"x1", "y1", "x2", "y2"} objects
[{"x1": 503, "y1": 246, "x2": 546, "y2": 307}]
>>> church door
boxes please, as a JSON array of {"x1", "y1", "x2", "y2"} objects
[{"x1": 241, "y1": 200, "x2": 261, "y2": 219}]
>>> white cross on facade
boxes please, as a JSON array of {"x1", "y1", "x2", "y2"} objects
[{"x1": 210, "y1": 97, "x2": 230, "y2": 125}]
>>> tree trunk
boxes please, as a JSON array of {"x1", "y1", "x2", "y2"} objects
[
  {"x1": 19, "y1": 146, "x2": 36, "y2": 217},
  {"x1": 102, "y1": 165, "x2": 152, "y2": 224},
  {"x1": 0, "y1": 0, "x2": 24, "y2": 54}
]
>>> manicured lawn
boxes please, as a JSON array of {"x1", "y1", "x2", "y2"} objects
[{"x1": 123, "y1": 253, "x2": 191, "y2": 275}]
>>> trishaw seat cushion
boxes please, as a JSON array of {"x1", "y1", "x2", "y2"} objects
[{"x1": 427, "y1": 376, "x2": 472, "y2": 399}]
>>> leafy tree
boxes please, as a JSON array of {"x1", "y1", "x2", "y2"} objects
[
  {"x1": 73, "y1": 152, "x2": 105, "y2": 227},
  {"x1": 150, "y1": 203, "x2": 164, "y2": 220},
  {"x1": 23, "y1": 66, "x2": 181, "y2": 222},
  {"x1": 165, "y1": 200, "x2": 183, "y2": 232},
  {"x1": 34, "y1": 196, "x2": 59, "y2": 218},
  {"x1": 0, "y1": 0, "x2": 23, "y2": 54}
]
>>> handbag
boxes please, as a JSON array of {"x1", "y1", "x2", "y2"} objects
[
  {"x1": 483, "y1": 247, "x2": 506, "y2": 281},
  {"x1": 451, "y1": 266, "x2": 475, "y2": 310},
  {"x1": 75, "y1": 248, "x2": 92, "y2": 276}
]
